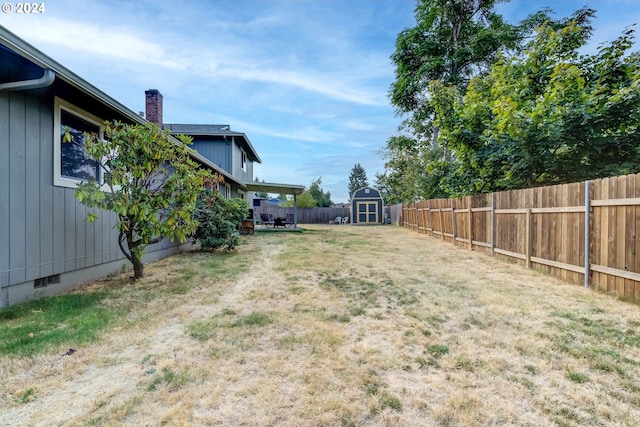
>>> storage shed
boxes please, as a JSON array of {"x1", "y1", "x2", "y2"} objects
[{"x1": 350, "y1": 187, "x2": 384, "y2": 225}]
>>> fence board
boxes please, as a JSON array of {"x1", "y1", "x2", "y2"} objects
[
  {"x1": 636, "y1": 173, "x2": 640, "y2": 300},
  {"x1": 624, "y1": 175, "x2": 635, "y2": 297},
  {"x1": 609, "y1": 177, "x2": 618, "y2": 293}
]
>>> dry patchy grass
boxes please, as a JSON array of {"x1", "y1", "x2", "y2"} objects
[{"x1": 2, "y1": 225, "x2": 640, "y2": 426}]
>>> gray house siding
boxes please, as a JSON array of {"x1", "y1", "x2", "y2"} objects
[
  {"x1": 161, "y1": 123, "x2": 260, "y2": 209},
  {"x1": 1, "y1": 58, "x2": 183, "y2": 307},
  {"x1": 232, "y1": 139, "x2": 253, "y2": 184},
  {"x1": 191, "y1": 137, "x2": 231, "y2": 171},
  {"x1": 190, "y1": 135, "x2": 254, "y2": 205},
  {"x1": 0, "y1": 92, "x2": 8, "y2": 306}
]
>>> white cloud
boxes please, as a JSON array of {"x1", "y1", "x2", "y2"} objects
[{"x1": 2, "y1": 17, "x2": 187, "y2": 69}]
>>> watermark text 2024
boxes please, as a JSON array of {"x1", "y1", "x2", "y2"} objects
[{"x1": 1, "y1": 3, "x2": 45, "y2": 14}]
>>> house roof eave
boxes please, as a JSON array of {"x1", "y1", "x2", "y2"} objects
[
  {"x1": 0, "y1": 26, "x2": 235, "y2": 178},
  {"x1": 0, "y1": 25, "x2": 146, "y2": 126}
]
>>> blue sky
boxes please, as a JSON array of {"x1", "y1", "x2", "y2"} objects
[{"x1": 1, "y1": 1, "x2": 639, "y2": 202}]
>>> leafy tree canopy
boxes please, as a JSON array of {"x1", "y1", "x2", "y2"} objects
[
  {"x1": 431, "y1": 10, "x2": 640, "y2": 192},
  {"x1": 383, "y1": 0, "x2": 521, "y2": 202},
  {"x1": 308, "y1": 177, "x2": 333, "y2": 207},
  {"x1": 382, "y1": 2, "x2": 639, "y2": 201},
  {"x1": 71, "y1": 121, "x2": 211, "y2": 279},
  {"x1": 282, "y1": 191, "x2": 316, "y2": 208},
  {"x1": 282, "y1": 177, "x2": 332, "y2": 207}
]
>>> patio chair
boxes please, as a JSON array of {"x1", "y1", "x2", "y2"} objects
[
  {"x1": 284, "y1": 213, "x2": 295, "y2": 227},
  {"x1": 341, "y1": 216, "x2": 349, "y2": 224},
  {"x1": 333, "y1": 216, "x2": 342, "y2": 225},
  {"x1": 259, "y1": 213, "x2": 275, "y2": 227}
]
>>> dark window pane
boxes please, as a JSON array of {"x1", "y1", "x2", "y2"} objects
[{"x1": 60, "y1": 110, "x2": 99, "y2": 181}]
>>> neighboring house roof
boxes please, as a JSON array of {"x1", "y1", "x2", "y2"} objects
[
  {"x1": 164, "y1": 124, "x2": 262, "y2": 164},
  {"x1": 0, "y1": 25, "x2": 246, "y2": 188}
]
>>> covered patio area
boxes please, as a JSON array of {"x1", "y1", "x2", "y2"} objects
[{"x1": 244, "y1": 181, "x2": 305, "y2": 230}]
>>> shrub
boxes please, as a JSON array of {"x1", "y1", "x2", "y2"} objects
[{"x1": 193, "y1": 187, "x2": 248, "y2": 251}]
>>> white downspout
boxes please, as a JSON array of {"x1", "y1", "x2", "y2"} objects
[{"x1": 0, "y1": 68, "x2": 55, "y2": 91}]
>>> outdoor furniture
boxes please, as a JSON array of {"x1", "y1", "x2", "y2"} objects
[
  {"x1": 259, "y1": 213, "x2": 275, "y2": 227},
  {"x1": 274, "y1": 217, "x2": 287, "y2": 227},
  {"x1": 284, "y1": 213, "x2": 295, "y2": 227},
  {"x1": 341, "y1": 216, "x2": 349, "y2": 224}
]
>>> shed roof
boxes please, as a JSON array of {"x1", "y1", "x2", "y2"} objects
[{"x1": 0, "y1": 25, "x2": 245, "y2": 187}]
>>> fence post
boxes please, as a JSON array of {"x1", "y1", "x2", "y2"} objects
[
  {"x1": 526, "y1": 208, "x2": 531, "y2": 269},
  {"x1": 402, "y1": 205, "x2": 406, "y2": 228},
  {"x1": 468, "y1": 197, "x2": 473, "y2": 251},
  {"x1": 584, "y1": 180, "x2": 590, "y2": 288},
  {"x1": 451, "y1": 199, "x2": 456, "y2": 245},
  {"x1": 428, "y1": 200, "x2": 433, "y2": 236},
  {"x1": 491, "y1": 193, "x2": 495, "y2": 256}
]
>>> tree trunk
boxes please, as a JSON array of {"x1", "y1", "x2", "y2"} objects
[
  {"x1": 118, "y1": 230, "x2": 145, "y2": 280},
  {"x1": 131, "y1": 254, "x2": 144, "y2": 280}
]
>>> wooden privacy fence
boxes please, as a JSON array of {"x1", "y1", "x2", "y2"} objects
[
  {"x1": 254, "y1": 206, "x2": 350, "y2": 224},
  {"x1": 401, "y1": 173, "x2": 640, "y2": 300}
]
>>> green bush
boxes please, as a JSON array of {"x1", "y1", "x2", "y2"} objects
[{"x1": 193, "y1": 191, "x2": 248, "y2": 251}]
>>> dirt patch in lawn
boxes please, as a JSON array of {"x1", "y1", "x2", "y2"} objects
[{"x1": 2, "y1": 224, "x2": 640, "y2": 426}]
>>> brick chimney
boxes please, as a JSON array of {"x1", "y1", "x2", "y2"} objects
[{"x1": 145, "y1": 89, "x2": 163, "y2": 127}]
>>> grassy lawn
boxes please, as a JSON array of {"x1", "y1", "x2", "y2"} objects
[{"x1": 2, "y1": 224, "x2": 640, "y2": 426}]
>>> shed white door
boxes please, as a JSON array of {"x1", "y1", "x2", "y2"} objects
[{"x1": 357, "y1": 201, "x2": 379, "y2": 223}]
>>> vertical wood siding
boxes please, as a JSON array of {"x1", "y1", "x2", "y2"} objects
[
  {"x1": 192, "y1": 139, "x2": 230, "y2": 171},
  {"x1": 1, "y1": 89, "x2": 183, "y2": 294},
  {"x1": 0, "y1": 91, "x2": 10, "y2": 289},
  {"x1": 8, "y1": 90, "x2": 27, "y2": 285}
]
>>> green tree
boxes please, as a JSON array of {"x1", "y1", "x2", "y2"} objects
[
  {"x1": 70, "y1": 121, "x2": 210, "y2": 279},
  {"x1": 282, "y1": 177, "x2": 332, "y2": 207},
  {"x1": 430, "y1": 9, "x2": 640, "y2": 192},
  {"x1": 308, "y1": 177, "x2": 333, "y2": 207},
  {"x1": 378, "y1": 134, "x2": 457, "y2": 202},
  {"x1": 390, "y1": 0, "x2": 517, "y2": 112},
  {"x1": 282, "y1": 191, "x2": 316, "y2": 208},
  {"x1": 383, "y1": 0, "x2": 520, "y2": 201},
  {"x1": 348, "y1": 163, "x2": 369, "y2": 198}
]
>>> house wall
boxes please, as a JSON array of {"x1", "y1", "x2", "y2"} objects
[
  {"x1": 191, "y1": 135, "x2": 254, "y2": 205},
  {"x1": 0, "y1": 57, "x2": 184, "y2": 307},
  {"x1": 191, "y1": 136, "x2": 231, "y2": 171},
  {"x1": 231, "y1": 136, "x2": 253, "y2": 184},
  {"x1": 231, "y1": 137, "x2": 253, "y2": 206}
]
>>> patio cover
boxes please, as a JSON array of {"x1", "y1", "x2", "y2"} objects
[{"x1": 244, "y1": 182, "x2": 305, "y2": 228}]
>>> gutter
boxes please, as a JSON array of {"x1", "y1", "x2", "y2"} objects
[{"x1": 0, "y1": 68, "x2": 55, "y2": 91}]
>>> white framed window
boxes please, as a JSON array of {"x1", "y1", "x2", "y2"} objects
[
  {"x1": 53, "y1": 97, "x2": 105, "y2": 188},
  {"x1": 238, "y1": 190, "x2": 245, "y2": 199},
  {"x1": 225, "y1": 183, "x2": 232, "y2": 199},
  {"x1": 241, "y1": 149, "x2": 247, "y2": 171}
]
